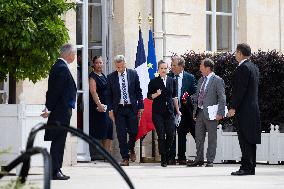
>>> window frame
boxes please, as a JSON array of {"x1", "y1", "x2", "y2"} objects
[
  {"x1": 0, "y1": 77, "x2": 9, "y2": 104},
  {"x1": 75, "y1": 0, "x2": 111, "y2": 162},
  {"x1": 206, "y1": 0, "x2": 237, "y2": 52}
]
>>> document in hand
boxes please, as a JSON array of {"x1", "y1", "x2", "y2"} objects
[
  {"x1": 207, "y1": 104, "x2": 228, "y2": 120},
  {"x1": 175, "y1": 114, "x2": 181, "y2": 127}
]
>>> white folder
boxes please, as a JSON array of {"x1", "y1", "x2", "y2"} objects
[{"x1": 207, "y1": 104, "x2": 228, "y2": 120}]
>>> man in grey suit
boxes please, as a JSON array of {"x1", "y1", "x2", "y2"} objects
[{"x1": 187, "y1": 58, "x2": 226, "y2": 167}]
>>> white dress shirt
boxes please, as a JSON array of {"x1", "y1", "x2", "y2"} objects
[
  {"x1": 59, "y1": 58, "x2": 71, "y2": 71},
  {"x1": 176, "y1": 71, "x2": 183, "y2": 103},
  {"x1": 118, "y1": 70, "x2": 131, "y2": 104},
  {"x1": 238, "y1": 59, "x2": 247, "y2": 66},
  {"x1": 161, "y1": 75, "x2": 167, "y2": 87},
  {"x1": 203, "y1": 72, "x2": 214, "y2": 90}
]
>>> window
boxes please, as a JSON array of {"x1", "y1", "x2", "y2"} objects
[
  {"x1": 206, "y1": 0, "x2": 236, "y2": 52},
  {"x1": 0, "y1": 80, "x2": 8, "y2": 104},
  {"x1": 76, "y1": 0, "x2": 109, "y2": 90}
]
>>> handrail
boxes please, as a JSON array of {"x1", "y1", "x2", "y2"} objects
[
  {"x1": 20, "y1": 122, "x2": 135, "y2": 189},
  {"x1": 0, "y1": 147, "x2": 51, "y2": 189}
]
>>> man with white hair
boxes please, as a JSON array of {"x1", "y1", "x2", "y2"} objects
[
  {"x1": 41, "y1": 43, "x2": 77, "y2": 180},
  {"x1": 106, "y1": 55, "x2": 144, "y2": 166}
]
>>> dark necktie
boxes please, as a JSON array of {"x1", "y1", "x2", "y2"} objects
[
  {"x1": 198, "y1": 77, "x2": 207, "y2": 107},
  {"x1": 175, "y1": 75, "x2": 180, "y2": 104},
  {"x1": 121, "y1": 72, "x2": 128, "y2": 104},
  {"x1": 175, "y1": 75, "x2": 179, "y2": 85}
]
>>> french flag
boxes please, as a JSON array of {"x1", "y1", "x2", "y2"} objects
[{"x1": 135, "y1": 28, "x2": 157, "y2": 140}]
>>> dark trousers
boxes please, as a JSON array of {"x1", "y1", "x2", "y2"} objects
[
  {"x1": 152, "y1": 112, "x2": 175, "y2": 159},
  {"x1": 50, "y1": 132, "x2": 67, "y2": 175},
  {"x1": 115, "y1": 105, "x2": 138, "y2": 160},
  {"x1": 168, "y1": 113, "x2": 195, "y2": 161},
  {"x1": 238, "y1": 130, "x2": 256, "y2": 172}
]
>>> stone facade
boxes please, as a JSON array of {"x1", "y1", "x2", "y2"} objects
[{"x1": 9, "y1": 0, "x2": 284, "y2": 164}]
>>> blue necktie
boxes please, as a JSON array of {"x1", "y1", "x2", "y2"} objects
[{"x1": 121, "y1": 72, "x2": 128, "y2": 104}]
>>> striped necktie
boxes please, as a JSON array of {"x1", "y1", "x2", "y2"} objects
[{"x1": 121, "y1": 72, "x2": 128, "y2": 104}]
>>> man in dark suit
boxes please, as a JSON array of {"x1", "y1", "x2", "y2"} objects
[
  {"x1": 147, "y1": 60, "x2": 181, "y2": 167},
  {"x1": 187, "y1": 58, "x2": 226, "y2": 167},
  {"x1": 106, "y1": 55, "x2": 144, "y2": 166},
  {"x1": 41, "y1": 44, "x2": 77, "y2": 180},
  {"x1": 229, "y1": 43, "x2": 261, "y2": 176},
  {"x1": 168, "y1": 56, "x2": 197, "y2": 165}
]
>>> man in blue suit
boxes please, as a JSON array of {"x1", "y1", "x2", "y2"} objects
[
  {"x1": 41, "y1": 44, "x2": 77, "y2": 180},
  {"x1": 106, "y1": 55, "x2": 144, "y2": 166},
  {"x1": 168, "y1": 56, "x2": 197, "y2": 165}
]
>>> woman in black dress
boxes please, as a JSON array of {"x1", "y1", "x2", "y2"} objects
[{"x1": 89, "y1": 56, "x2": 113, "y2": 159}]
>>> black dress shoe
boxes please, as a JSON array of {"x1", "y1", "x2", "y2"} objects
[
  {"x1": 168, "y1": 160, "x2": 176, "y2": 165},
  {"x1": 52, "y1": 171, "x2": 70, "y2": 180},
  {"x1": 205, "y1": 162, "x2": 213, "y2": 167},
  {"x1": 120, "y1": 159, "x2": 129, "y2": 166},
  {"x1": 59, "y1": 169, "x2": 70, "y2": 179},
  {"x1": 161, "y1": 155, "x2": 167, "y2": 167},
  {"x1": 231, "y1": 169, "x2": 255, "y2": 176},
  {"x1": 178, "y1": 160, "x2": 187, "y2": 165},
  {"x1": 186, "y1": 161, "x2": 204, "y2": 167},
  {"x1": 161, "y1": 161, "x2": 167, "y2": 167}
]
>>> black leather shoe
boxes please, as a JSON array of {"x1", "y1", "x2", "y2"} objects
[
  {"x1": 205, "y1": 162, "x2": 213, "y2": 167},
  {"x1": 161, "y1": 161, "x2": 167, "y2": 167},
  {"x1": 59, "y1": 169, "x2": 70, "y2": 179},
  {"x1": 168, "y1": 159, "x2": 176, "y2": 165},
  {"x1": 161, "y1": 155, "x2": 167, "y2": 167},
  {"x1": 52, "y1": 171, "x2": 70, "y2": 180},
  {"x1": 231, "y1": 169, "x2": 255, "y2": 176},
  {"x1": 120, "y1": 159, "x2": 129, "y2": 166},
  {"x1": 187, "y1": 161, "x2": 204, "y2": 167},
  {"x1": 129, "y1": 150, "x2": 136, "y2": 162},
  {"x1": 178, "y1": 160, "x2": 187, "y2": 165}
]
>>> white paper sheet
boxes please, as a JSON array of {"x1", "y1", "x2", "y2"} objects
[
  {"x1": 207, "y1": 104, "x2": 228, "y2": 120},
  {"x1": 175, "y1": 114, "x2": 181, "y2": 127}
]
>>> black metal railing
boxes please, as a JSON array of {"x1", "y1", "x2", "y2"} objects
[
  {"x1": 0, "y1": 122, "x2": 135, "y2": 189},
  {"x1": 0, "y1": 147, "x2": 51, "y2": 189}
]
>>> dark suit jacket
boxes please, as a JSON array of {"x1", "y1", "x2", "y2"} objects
[
  {"x1": 106, "y1": 69, "x2": 144, "y2": 114},
  {"x1": 168, "y1": 71, "x2": 197, "y2": 109},
  {"x1": 232, "y1": 60, "x2": 261, "y2": 144},
  {"x1": 44, "y1": 59, "x2": 77, "y2": 141},
  {"x1": 147, "y1": 76, "x2": 177, "y2": 115}
]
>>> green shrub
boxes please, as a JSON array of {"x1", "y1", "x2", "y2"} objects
[{"x1": 181, "y1": 50, "x2": 284, "y2": 132}]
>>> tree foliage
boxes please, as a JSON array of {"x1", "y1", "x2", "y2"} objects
[{"x1": 0, "y1": 0, "x2": 74, "y2": 83}]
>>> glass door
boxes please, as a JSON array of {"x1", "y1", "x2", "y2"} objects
[{"x1": 76, "y1": 0, "x2": 110, "y2": 161}]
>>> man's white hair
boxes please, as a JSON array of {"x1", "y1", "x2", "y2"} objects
[
  {"x1": 60, "y1": 43, "x2": 76, "y2": 56},
  {"x1": 114, "y1": 55, "x2": 126, "y2": 63}
]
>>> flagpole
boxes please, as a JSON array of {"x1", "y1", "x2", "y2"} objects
[
  {"x1": 138, "y1": 12, "x2": 142, "y2": 29},
  {"x1": 137, "y1": 12, "x2": 143, "y2": 163},
  {"x1": 147, "y1": 13, "x2": 157, "y2": 161},
  {"x1": 148, "y1": 13, "x2": 153, "y2": 30}
]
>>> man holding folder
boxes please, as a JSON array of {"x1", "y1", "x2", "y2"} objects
[{"x1": 187, "y1": 58, "x2": 226, "y2": 167}]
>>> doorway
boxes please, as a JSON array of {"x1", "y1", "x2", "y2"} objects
[{"x1": 75, "y1": 0, "x2": 111, "y2": 161}]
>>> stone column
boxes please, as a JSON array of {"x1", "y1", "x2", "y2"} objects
[{"x1": 154, "y1": 0, "x2": 164, "y2": 61}]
